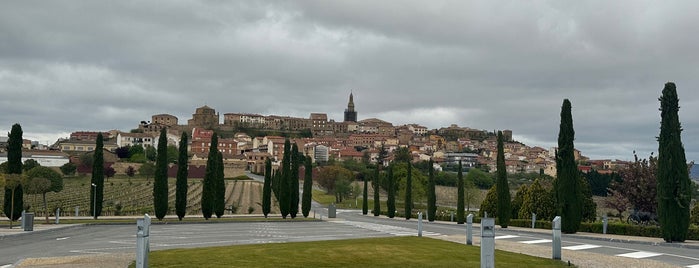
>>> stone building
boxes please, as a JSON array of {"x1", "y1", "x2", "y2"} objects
[{"x1": 187, "y1": 105, "x2": 219, "y2": 129}]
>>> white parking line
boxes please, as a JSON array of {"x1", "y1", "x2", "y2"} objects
[
  {"x1": 494, "y1": 235, "x2": 519, "y2": 240},
  {"x1": 616, "y1": 251, "x2": 663, "y2": 259},
  {"x1": 520, "y1": 239, "x2": 551, "y2": 244},
  {"x1": 563, "y1": 244, "x2": 601, "y2": 251}
]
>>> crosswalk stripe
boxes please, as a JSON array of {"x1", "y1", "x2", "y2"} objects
[
  {"x1": 685, "y1": 265, "x2": 699, "y2": 268},
  {"x1": 520, "y1": 239, "x2": 551, "y2": 244},
  {"x1": 563, "y1": 244, "x2": 601, "y2": 250},
  {"x1": 494, "y1": 235, "x2": 519, "y2": 240},
  {"x1": 616, "y1": 251, "x2": 663, "y2": 259}
]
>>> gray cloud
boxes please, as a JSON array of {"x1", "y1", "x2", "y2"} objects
[{"x1": 1, "y1": 1, "x2": 698, "y2": 161}]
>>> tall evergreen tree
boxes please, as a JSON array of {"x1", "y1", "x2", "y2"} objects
[
  {"x1": 457, "y1": 160, "x2": 465, "y2": 224},
  {"x1": 153, "y1": 128, "x2": 169, "y2": 220},
  {"x1": 214, "y1": 151, "x2": 225, "y2": 218},
  {"x1": 263, "y1": 158, "x2": 272, "y2": 218},
  {"x1": 290, "y1": 143, "x2": 300, "y2": 218},
  {"x1": 555, "y1": 99, "x2": 582, "y2": 233},
  {"x1": 657, "y1": 82, "x2": 691, "y2": 242},
  {"x1": 201, "y1": 134, "x2": 219, "y2": 219},
  {"x1": 386, "y1": 165, "x2": 396, "y2": 218},
  {"x1": 280, "y1": 139, "x2": 291, "y2": 219},
  {"x1": 176, "y1": 131, "x2": 189, "y2": 221},
  {"x1": 427, "y1": 159, "x2": 436, "y2": 222},
  {"x1": 4, "y1": 123, "x2": 23, "y2": 222},
  {"x1": 373, "y1": 165, "x2": 381, "y2": 216},
  {"x1": 91, "y1": 133, "x2": 104, "y2": 219},
  {"x1": 301, "y1": 156, "x2": 313, "y2": 218},
  {"x1": 362, "y1": 169, "x2": 369, "y2": 215},
  {"x1": 496, "y1": 131, "x2": 511, "y2": 228},
  {"x1": 404, "y1": 162, "x2": 413, "y2": 220}
]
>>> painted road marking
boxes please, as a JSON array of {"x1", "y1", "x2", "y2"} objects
[
  {"x1": 56, "y1": 237, "x2": 70, "y2": 240},
  {"x1": 685, "y1": 265, "x2": 699, "y2": 268},
  {"x1": 563, "y1": 244, "x2": 601, "y2": 251},
  {"x1": 616, "y1": 251, "x2": 663, "y2": 259},
  {"x1": 330, "y1": 221, "x2": 441, "y2": 237},
  {"x1": 520, "y1": 239, "x2": 551, "y2": 244},
  {"x1": 494, "y1": 235, "x2": 519, "y2": 240},
  {"x1": 1, "y1": 264, "x2": 13, "y2": 268}
]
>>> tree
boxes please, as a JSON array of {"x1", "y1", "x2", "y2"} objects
[
  {"x1": 153, "y1": 128, "x2": 169, "y2": 220},
  {"x1": 129, "y1": 144, "x2": 145, "y2": 159},
  {"x1": 362, "y1": 169, "x2": 369, "y2": 215},
  {"x1": 394, "y1": 147, "x2": 411, "y2": 162},
  {"x1": 145, "y1": 145, "x2": 157, "y2": 162},
  {"x1": 519, "y1": 179, "x2": 556, "y2": 221},
  {"x1": 301, "y1": 156, "x2": 312, "y2": 218},
  {"x1": 496, "y1": 131, "x2": 511, "y2": 228},
  {"x1": 373, "y1": 166, "x2": 381, "y2": 217},
  {"x1": 115, "y1": 146, "x2": 131, "y2": 159},
  {"x1": 22, "y1": 159, "x2": 40, "y2": 172},
  {"x1": 25, "y1": 166, "x2": 63, "y2": 223},
  {"x1": 279, "y1": 139, "x2": 291, "y2": 219},
  {"x1": 4, "y1": 124, "x2": 23, "y2": 223},
  {"x1": 176, "y1": 132, "x2": 189, "y2": 220},
  {"x1": 466, "y1": 168, "x2": 494, "y2": 189},
  {"x1": 463, "y1": 177, "x2": 480, "y2": 212},
  {"x1": 404, "y1": 162, "x2": 413, "y2": 219},
  {"x1": 139, "y1": 162, "x2": 155, "y2": 179},
  {"x1": 104, "y1": 166, "x2": 116, "y2": 180},
  {"x1": 555, "y1": 99, "x2": 582, "y2": 233},
  {"x1": 479, "y1": 185, "x2": 498, "y2": 218},
  {"x1": 126, "y1": 166, "x2": 136, "y2": 177},
  {"x1": 201, "y1": 134, "x2": 219, "y2": 220},
  {"x1": 608, "y1": 153, "x2": 657, "y2": 214},
  {"x1": 91, "y1": 133, "x2": 104, "y2": 219},
  {"x1": 511, "y1": 185, "x2": 528, "y2": 219},
  {"x1": 214, "y1": 151, "x2": 225, "y2": 218},
  {"x1": 580, "y1": 176, "x2": 597, "y2": 222},
  {"x1": 386, "y1": 165, "x2": 396, "y2": 218},
  {"x1": 290, "y1": 143, "x2": 300, "y2": 218},
  {"x1": 657, "y1": 82, "x2": 691, "y2": 242},
  {"x1": 457, "y1": 160, "x2": 465, "y2": 224},
  {"x1": 263, "y1": 158, "x2": 272, "y2": 218},
  {"x1": 426, "y1": 159, "x2": 436, "y2": 222},
  {"x1": 60, "y1": 162, "x2": 77, "y2": 176},
  {"x1": 167, "y1": 145, "x2": 179, "y2": 164}
]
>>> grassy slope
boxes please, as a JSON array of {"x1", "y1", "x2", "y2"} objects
[{"x1": 142, "y1": 236, "x2": 570, "y2": 268}]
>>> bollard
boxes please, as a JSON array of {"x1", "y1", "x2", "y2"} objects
[
  {"x1": 21, "y1": 210, "x2": 26, "y2": 229},
  {"x1": 418, "y1": 212, "x2": 423, "y2": 237},
  {"x1": 313, "y1": 210, "x2": 316, "y2": 219},
  {"x1": 532, "y1": 213, "x2": 537, "y2": 229},
  {"x1": 451, "y1": 212, "x2": 454, "y2": 222},
  {"x1": 136, "y1": 214, "x2": 152, "y2": 268},
  {"x1": 480, "y1": 218, "x2": 495, "y2": 268},
  {"x1": 328, "y1": 203, "x2": 337, "y2": 218},
  {"x1": 552, "y1": 216, "x2": 562, "y2": 260},
  {"x1": 484, "y1": 211, "x2": 488, "y2": 218},
  {"x1": 602, "y1": 215, "x2": 608, "y2": 234},
  {"x1": 466, "y1": 213, "x2": 473, "y2": 245},
  {"x1": 75, "y1": 206, "x2": 79, "y2": 217},
  {"x1": 56, "y1": 208, "x2": 61, "y2": 224}
]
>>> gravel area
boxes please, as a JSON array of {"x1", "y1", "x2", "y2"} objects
[{"x1": 15, "y1": 253, "x2": 134, "y2": 268}]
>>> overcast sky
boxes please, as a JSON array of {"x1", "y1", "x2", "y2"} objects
[{"x1": 1, "y1": 1, "x2": 698, "y2": 161}]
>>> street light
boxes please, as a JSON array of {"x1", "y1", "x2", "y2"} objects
[{"x1": 91, "y1": 183, "x2": 97, "y2": 219}]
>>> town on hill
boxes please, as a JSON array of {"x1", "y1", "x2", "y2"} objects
[{"x1": 0, "y1": 93, "x2": 630, "y2": 177}]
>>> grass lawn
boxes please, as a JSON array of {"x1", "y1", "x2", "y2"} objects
[{"x1": 139, "y1": 236, "x2": 571, "y2": 268}]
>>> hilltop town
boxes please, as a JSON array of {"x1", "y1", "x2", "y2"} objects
[{"x1": 0, "y1": 93, "x2": 629, "y2": 177}]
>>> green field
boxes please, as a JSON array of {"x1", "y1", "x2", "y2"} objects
[{"x1": 136, "y1": 236, "x2": 572, "y2": 267}]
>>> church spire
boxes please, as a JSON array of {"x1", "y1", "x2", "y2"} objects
[{"x1": 344, "y1": 91, "x2": 357, "y2": 122}]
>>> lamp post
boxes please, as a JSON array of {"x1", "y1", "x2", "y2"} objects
[{"x1": 91, "y1": 183, "x2": 97, "y2": 219}]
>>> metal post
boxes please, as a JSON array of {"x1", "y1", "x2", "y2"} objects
[
  {"x1": 552, "y1": 216, "x2": 561, "y2": 260},
  {"x1": 91, "y1": 183, "x2": 97, "y2": 218},
  {"x1": 480, "y1": 218, "x2": 495, "y2": 268},
  {"x1": 75, "y1": 206, "x2": 79, "y2": 217},
  {"x1": 55, "y1": 208, "x2": 60, "y2": 224},
  {"x1": 136, "y1": 214, "x2": 152, "y2": 268},
  {"x1": 532, "y1": 213, "x2": 537, "y2": 229},
  {"x1": 313, "y1": 210, "x2": 316, "y2": 219},
  {"x1": 21, "y1": 210, "x2": 25, "y2": 229},
  {"x1": 451, "y1": 211, "x2": 454, "y2": 222},
  {"x1": 602, "y1": 215, "x2": 608, "y2": 234},
  {"x1": 466, "y1": 213, "x2": 473, "y2": 245},
  {"x1": 417, "y1": 212, "x2": 423, "y2": 237}
]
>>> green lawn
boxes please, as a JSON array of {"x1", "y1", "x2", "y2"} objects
[{"x1": 139, "y1": 236, "x2": 571, "y2": 268}]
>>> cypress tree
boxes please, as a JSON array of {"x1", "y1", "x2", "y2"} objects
[
  {"x1": 555, "y1": 99, "x2": 582, "y2": 233},
  {"x1": 280, "y1": 139, "x2": 291, "y2": 219},
  {"x1": 153, "y1": 128, "x2": 169, "y2": 220},
  {"x1": 427, "y1": 159, "x2": 436, "y2": 222},
  {"x1": 301, "y1": 156, "x2": 312, "y2": 218},
  {"x1": 657, "y1": 82, "x2": 691, "y2": 242},
  {"x1": 4, "y1": 123, "x2": 23, "y2": 222},
  {"x1": 176, "y1": 131, "x2": 189, "y2": 220},
  {"x1": 496, "y1": 131, "x2": 511, "y2": 228},
  {"x1": 387, "y1": 165, "x2": 396, "y2": 218},
  {"x1": 91, "y1": 133, "x2": 104, "y2": 219},
  {"x1": 373, "y1": 165, "x2": 381, "y2": 216},
  {"x1": 214, "y1": 151, "x2": 225, "y2": 218},
  {"x1": 290, "y1": 143, "x2": 300, "y2": 218},
  {"x1": 263, "y1": 158, "x2": 272, "y2": 218},
  {"x1": 362, "y1": 170, "x2": 369, "y2": 215},
  {"x1": 457, "y1": 160, "x2": 465, "y2": 224},
  {"x1": 405, "y1": 162, "x2": 413, "y2": 220},
  {"x1": 201, "y1": 134, "x2": 219, "y2": 219}
]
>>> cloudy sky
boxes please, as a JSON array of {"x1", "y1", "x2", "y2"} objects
[{"x1": 1, "y1": 1, "x2": 698, "y2": 161}]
